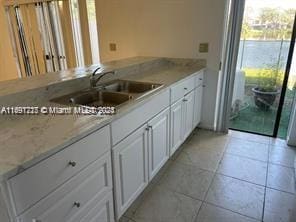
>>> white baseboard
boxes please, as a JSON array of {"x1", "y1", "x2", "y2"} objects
[{"x1": 198, "y1": 122, "x2": 215, "y2": 131}]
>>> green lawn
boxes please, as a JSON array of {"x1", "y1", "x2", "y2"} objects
[
  {"x1": 243, "y1": 68, "x2": 296, "y2": 90},
  {"x1": 230, "y1": 68, "x2": 295, "y2": 138}
]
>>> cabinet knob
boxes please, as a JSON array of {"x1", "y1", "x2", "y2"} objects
[
  {"x1": 68, "y1": 161, "x2": 77, "y2": 167},
  {"x1": 184, "y1": 87, "x2": 188, "y2": 90},
  {"x1": 199, "y1": 78, "x2": 203, "y2": 80},
  {"x1": 32, "y1": 219, "x2": 41, "y2": 222},
  {"x1": 146, "y1": 125, "x2": 153, "y2": 131},
  {"x1": 183, "y1": 99, "x2": 188, "y2": 102},
  {"x1": 74, "y1": 202, "x2": 81, "y2": 208}
]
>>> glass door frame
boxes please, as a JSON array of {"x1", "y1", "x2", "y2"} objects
[
  {"x1": 228, "y1": 12, "x2": 296, "y2": 138},
  {"x1": 273, "y1": 13, "x2": 296, "y2": 137}
]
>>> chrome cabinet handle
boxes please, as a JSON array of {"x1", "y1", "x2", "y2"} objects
[
  {"x1": 146, "y1": 125, "x2": 153, "y2": 131},
  {"x1": 68, "y1": 161, "x2": 77, "y2": 167},
  {"x1": 74, "y1": 202, "x2": 81, "y2": 208}
]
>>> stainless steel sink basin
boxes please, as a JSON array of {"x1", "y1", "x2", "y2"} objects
[
  {"x1": 104, "y1": 80, "x2": 163, "y2": 94},
  {"x1": 52, "y1": 90, "x2": 132, "y2": 107},
  {"x1": 51, "y1": 80, "x2": 163, "y2": 108}
]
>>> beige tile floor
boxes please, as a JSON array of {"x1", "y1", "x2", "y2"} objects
[{"x1": 119, "y1": 129, "x2": 296, "y2": 222}]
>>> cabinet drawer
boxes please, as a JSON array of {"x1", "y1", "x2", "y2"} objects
[
  {"x1": 195, "y1": 71, "x2": 204, "y2": 87},
  {"x1": 69, "y1": 192, "x2": 114, "y2": 222},
  {"x1": 111, "y1": 89, "x2": 170, "y2": 146},
  {"x1": 17, "y1": 152, "x2": 113, "y2": 222},
  {"x1": 171, "y1": 75, "x2": 195, "y2": 104},
  {"x1": 9, "y1": 125, "x2": 111, "y2": 215}
]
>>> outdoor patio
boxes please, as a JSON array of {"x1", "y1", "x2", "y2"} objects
[{"x1": 230, "y1": 83, "x2": 295, "y2": 139}]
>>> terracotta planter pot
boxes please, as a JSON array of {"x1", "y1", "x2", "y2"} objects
[{"x1": 252, "y1": 87, "x2": 280, "y2": 110}]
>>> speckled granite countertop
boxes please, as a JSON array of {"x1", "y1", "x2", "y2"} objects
[{"x1": 0, "y1": 57, "x2": 206, "y2": 181}]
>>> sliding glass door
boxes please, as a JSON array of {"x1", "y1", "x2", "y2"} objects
[{"x1": 229, "y1": 0, "x2": 296, "y2": 138}]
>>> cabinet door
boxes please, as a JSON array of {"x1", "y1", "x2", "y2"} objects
[
  {"x1": 170, "y1": 99, "x2": 184, "y2": 156},
  {"x1": 18, "y1": 152, "x2": 113, "y2": 222},
  {"x1": 193, "y1": 86, "x2": 203, "y2": 127},
  {"x1": 183, "y1": 90, "x2": 195, "y2": 139},
  {"x1": 113, "y1": 125, "x2": 148, "y2": 219},
  {"x1": 78, "y1": 192, "x2": 114, "y2": 222},
  {"x1": 148, "y1": 107, "x2": 170, "y2": 180}
]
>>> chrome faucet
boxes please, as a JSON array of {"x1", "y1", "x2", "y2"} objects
[{"x1": 90, "y1": 67, "x2": 115, "y2": 88}]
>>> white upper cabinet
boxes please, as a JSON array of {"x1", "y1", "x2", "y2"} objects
[
  {"x1": 112, "y1": 125, "x2": 149, "y2": 219},
  {"x1": 148, "y1": 107, "x2": 170, "y2": 180}
]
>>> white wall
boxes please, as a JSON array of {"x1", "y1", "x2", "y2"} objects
[
  {"x1": 132, "y1": 0, "x2": 226, "y2": 71},
  {"x1": 131, "y1": 0, "x2": 227, "y2": 129},
  {"x1": 97, "y1": 0, "x2": 228, "y2": 129},
  {"x1": 95, "y1": 0, "x2": 138, "y2": 62}
]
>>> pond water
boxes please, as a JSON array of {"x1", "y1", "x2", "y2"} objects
[{"x1": 237, "y1": 40, "x2": 291, "y2": 70}]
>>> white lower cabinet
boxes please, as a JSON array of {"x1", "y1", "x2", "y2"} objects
[
  {"x1": 2, "y1": 72, "x2": 205, "y2": 222},
  {"x1": 113, "y1": 107, "x2": 171, "y2": 219},
  {"x1": 113, "y1": 125, "x2": 149, "y2": 219},
  {"x1": 170, "y1": 99, "x2": 184, "y2": 156},
  {"x1": 69, "y1": 192, "x2": 114, "y2": 222},
  {"x1": 9, "y1": 126, "x2": 111, "y2": 216},
  {"x1": 148, "y1": 107, "x2": 170, "y2": 180},
  {"x1": 193, "y1": 86, "x2": 203, "y2": 127},
  {"x1": 17, "y1": 151, "x2": 113, "y2": 222},
  {"x1": 170, "y1": 90, "x2": 195, "y2": 156},
  {"x1": 183, "y1": 90, "x2": 195, "y2": 139}
]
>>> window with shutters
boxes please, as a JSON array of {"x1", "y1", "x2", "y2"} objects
[{"x1": 4, "y1": 0, "x2": 100, "y2": 78}]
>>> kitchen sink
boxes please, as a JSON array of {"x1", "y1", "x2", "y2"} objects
[
  {"x1": 51, "y1": 80, "x2": 163, "y2": 108},
  {"x1": 104, "y1": 80, "x2": 163, "y2": 94},
  {"x1": 52, "y1": 90, "x2": 132, "y2": 107}
]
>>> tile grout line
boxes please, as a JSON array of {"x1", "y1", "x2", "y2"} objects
[
  {"x1": 208, "y1": 134, "x2": 268, "y2": 222},
  {"x1": 172, "y1": 132, "x2": 232, "y2": 221},
  {"x1": 265, "y1": 186, "x2": 296, "y2": 196},
  {"x1": 267, "y1": 138, "x2": 296, "y2": 196},
  {"x1": 225, "y1": 151, "x2": 268, "y2": 163},
  {"x1": 198, "y1": 135, "x2": 262, "y2": 221},
  {"x1": 229, "y1": 133, "x2": 270, "y2": 145},
  {"x1": 201, "y1": 136, "x2": 230, "y2": 198},
  {"x1": 261, "y1": 141, "x2": 271, "y2": 222},
  {"x1": 268, "y1": 162, "x2": 296, "y2": 170},
  {"x1": 123, "y1": 131, "x2": 286, "y2": 222},
  {"x1": 202, "y1": 201, "x2": 262, "y2": 221},
  {"x1": 216, "y1": 171, "x2": 295, "y2": 195},
  {"x1": 216, "y1": 172, "x2": 266, "y2": 187},
  {"x1": 193, "y1": 136, "x2": 231, "y2": 221}
]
